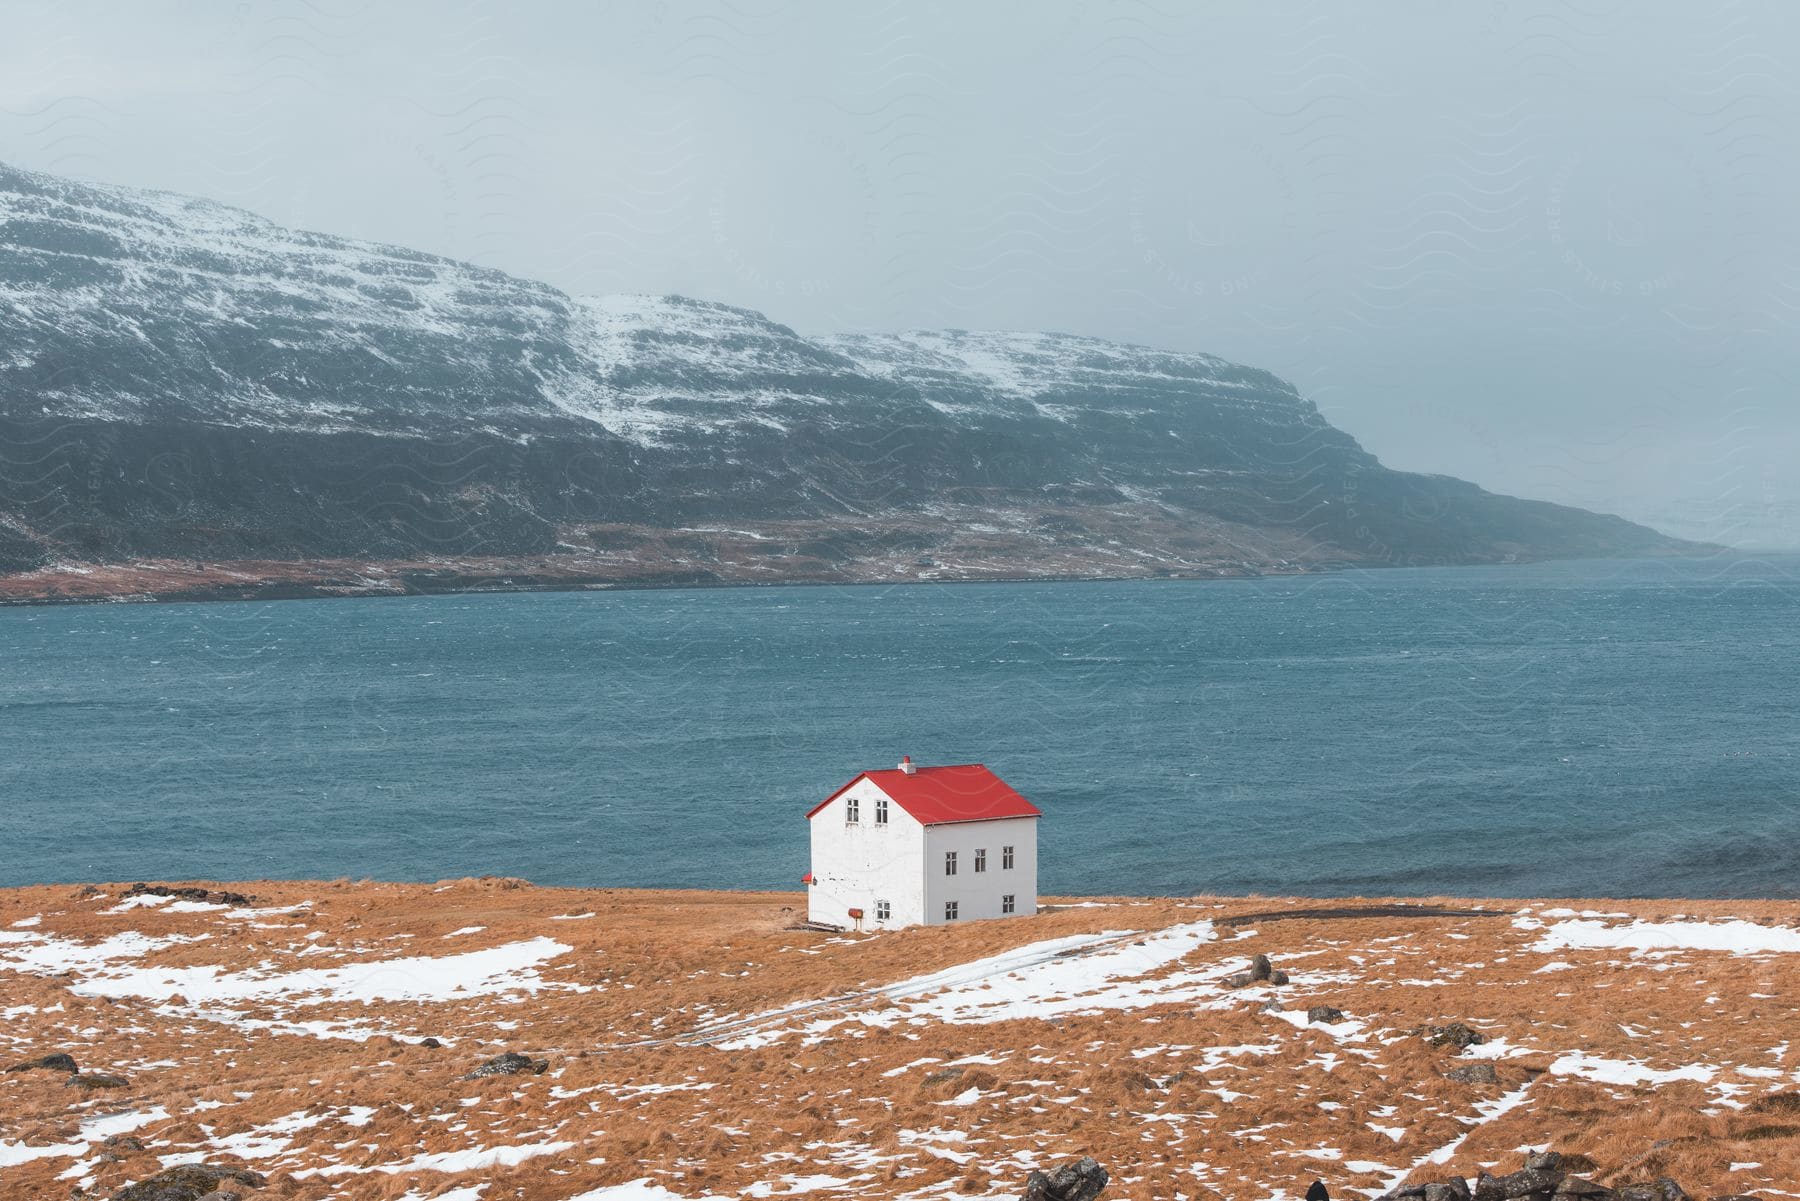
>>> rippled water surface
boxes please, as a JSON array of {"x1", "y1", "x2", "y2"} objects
[{"x1": 3, "y1": 556, "x2": 1796, "y2": 897}]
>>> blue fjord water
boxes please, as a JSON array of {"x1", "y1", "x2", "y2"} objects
[{"x1": 1, "y1": 555, "x2": 1796, "y2": 898}]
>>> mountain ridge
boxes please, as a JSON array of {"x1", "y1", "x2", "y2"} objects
[{"x1": 0, "y1": 161, "x2": 1701, "y2": 602}]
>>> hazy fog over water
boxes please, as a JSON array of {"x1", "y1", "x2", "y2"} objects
[{"x1": 5, "y1": 2, "x2": 1798, "y2": 547}]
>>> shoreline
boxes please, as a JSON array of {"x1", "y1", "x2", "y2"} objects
[{"x1": 0, "y1": 545, "x2": 1730, "y2": 609}]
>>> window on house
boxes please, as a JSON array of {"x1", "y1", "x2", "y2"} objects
[
  {"x1": 845, "y1": 796, "x2": 859, "y2": 823},
  {"x1": 945, "y1": 901, "x2": 959, "y2": 921},
  {"x1": 1002, "y1": 894, "x2": 1016, "y2": 914},
  {"x1": 944, "y1": 851, "x2": 957, "y2": 876},
  {"x1": 1002, "y1": 845, "x2": 1015, "y2": 870},
  {"x1": 875, "y1": 798, "x2": 888, "y2": 825},
  {"x1": 974, "y1": 848, "x2": 987, "y2": 872},
  {"x1": 876, "y1": 900, "x2": 891, "y2": 922}
]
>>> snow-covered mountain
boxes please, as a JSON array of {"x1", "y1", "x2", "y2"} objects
[{"x1": 0, "y1": 161, "x2": 1695, "y2": 596}]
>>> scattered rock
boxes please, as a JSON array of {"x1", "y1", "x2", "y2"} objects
[
  {"x1": 923, "y1": 1066, "x2": 966, "y2": 1085},
  {"x1": 418, "y1": 1037, "x2": 443, "y2": 1049},
  {"x1": 1020, "y1": 1156, "x2": 1108, "y2": 1201},
  {"x1": 1226, "y1": 953, "x2": 1289, "y2": 988},
  {"x1": 111, "y1": 1164, "x2": 266, "y2": 1201},
  {"x1": 5, "y1": 1052, "x2": 78, "y2": 1074},
  {"x1": 462, "y1": 1051, "x2": 547, "y2": 1079},
  {"x1": 68, "y1": 1072, "x2": 130, "y2": 1090},
  {"x1": 1445, "y1": 1061, "x2": 1498, "y2": 1085},
  {"x1": 1392, "y1": 1157, "x2": 1714, "y2": 1201},
  {"x1": 103, "y1": 1135, "x2": 146, "y2": 1153},
  {"x1": 1306, "y1": 1005, "x2": 1346, "y2": 1024},
  {"x1": 123, "y1": 883, "x2": 254, "y2": 908},
  {"x1": 1425, "y1": 1023, "x2": 1487, "y2": 1051}
]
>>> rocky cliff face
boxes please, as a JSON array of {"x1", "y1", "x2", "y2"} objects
[{"x1": 0, "y1": 162, "x2": 1692, "y2": 596}]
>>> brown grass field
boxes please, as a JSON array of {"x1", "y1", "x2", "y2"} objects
[{"x1": 1, "y1": 881, "x2": 1795, "y2": 1200}]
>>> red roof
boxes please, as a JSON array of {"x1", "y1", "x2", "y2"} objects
[{"x1": 807, "y1": 763, "x2": 1042, "y2": 827}]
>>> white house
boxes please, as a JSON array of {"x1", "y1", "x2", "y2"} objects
[{"x1": 805, "y1": 757, "x2": 1040, "y2": 930}]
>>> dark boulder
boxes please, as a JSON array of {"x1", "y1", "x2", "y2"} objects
[
  {"x1": 462, "y1": 1051, "x2": 547, "y2": 1079},
  {"x1": 1426, "y1": 1182, "x2": 1473, "y2": 1201},
  {"x1": 418, "y1": 1037, "x2": 443, "y2": 1049},
  {"x1": 1482, "y1": 1168, "x2": 1564, "y2": 1198},
  {"x1": 6, "y1": 1052, "x2": 78, "y2": 1074},
  {"x1": 69, "y1": 1072, "x2": 130, "y2": 1090},
  {"x1": 111, "y1": 1164, "x2": 266, "y2": 1201},
  {"x1": 1227, "y1": 953, "x2": 1288, "y2": 988},
  {"x1": 1021, "y1": 1156, "x2": 1108, "y2": 1201},
  {"x1": 1426, "y1": 1023, "x2": 1488, "y2": 1051},
  {"x1": 1553, "y1": 1178, "x2": 1614, "y2": 1198},
  {"x1": 1307, "y1": 1006, "x2": 1346, "y2": 1024},
  {"x1": 1307, "y1": 1182, "x2": 1330, "y2": 1201},
  {"x1": 1446, "y1": 1062, "x2": 1499, "y2": 1085}
]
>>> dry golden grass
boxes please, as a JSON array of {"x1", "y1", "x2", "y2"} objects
[{"x1": 0, "y1": 882, "x2": 1795, "y2": 1200}]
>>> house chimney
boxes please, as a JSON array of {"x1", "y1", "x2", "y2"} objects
[{"x1": 899, "y1": 755, "x2": 917, "y2": 775}]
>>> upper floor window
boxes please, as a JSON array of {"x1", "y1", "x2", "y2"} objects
[
  {"x1": 974, "y1": 848, "x2": 987, "y2": 872},
  {"x1": 944, "y1": 851, "x2": 957, "y2": 876},
  {"x1": 875, "y1": 798, "x2": 888, "y2": 825},
  {"x1": 945, "y1": 901, "x2": 959, "y2": 921},
  {"x1": 1002, "y1": 845, "x2": 1015, "y2": 870},
  {"x1": 845, "y1": 796, "x2": 860, "y2": 823}
]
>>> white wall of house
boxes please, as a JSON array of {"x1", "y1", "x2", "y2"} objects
[
  {"x1": 807, "y1": 777, "x2": 925, "y2": 929},
  {"x1": 922, "y1": 816, "x2": 1039, "y2": 926}
]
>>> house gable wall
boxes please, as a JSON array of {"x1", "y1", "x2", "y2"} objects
[{"x1": 807, "y1": 777, "x2": 925, "y2": 929}]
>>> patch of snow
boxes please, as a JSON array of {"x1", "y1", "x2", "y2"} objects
[
  {"x1": 718, "y1": 923, "x2": 1218, "y2": 1048},
  {"x1": 1547, "y1": 1052, "x2": 1714, "y2": 1087},
  {"x1": 36, "y1": 936, "x2": 576, "y2": 1008},
  {"x1": 1531, "y1": 919, "x2": 1800, "y2": 956}
]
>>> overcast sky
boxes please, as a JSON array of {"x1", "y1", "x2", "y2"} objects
[{"x1": 5, "y1": 1, "x2": 1799, "y2": 546}]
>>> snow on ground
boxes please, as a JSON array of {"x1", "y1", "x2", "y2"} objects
[
  {"x1": 719, "y1": 922, "x2": 1219, "y2": 1048},
  {"x1": 1546, "y1": 1052, "x2": 1716, "y2": 1087},
  {"x1": 294, "y1": 1141, "x2": 577, "y2": 1179},
  {"x1": 564, "y1": 1183, "x2": 731, "y2": 1201},
  {"x1": 0, "y1": 930, "x2": 582, "y2": 1007},
  {"x1": 1526, "y1": 918, "x2": 1800, "y2": 956},
  {"x1": 0, "y1": 931, "x2": 203, "y2": 974},
  {"x1": 0, "y1": 1107, "x2": 170, "y2": 1169}
]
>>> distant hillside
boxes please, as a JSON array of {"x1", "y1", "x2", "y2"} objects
[{"x1": 0, "y1": 162, "x2": 1699, "y2": 602}]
